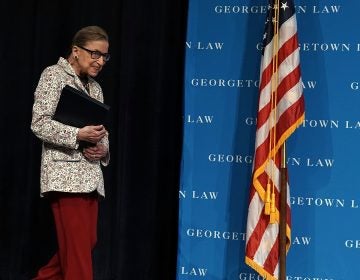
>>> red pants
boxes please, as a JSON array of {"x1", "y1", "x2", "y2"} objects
[{"x1": 33, "y1": 192, "x2": 99, "y2": 280}]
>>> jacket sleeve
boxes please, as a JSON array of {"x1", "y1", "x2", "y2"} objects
[
  {"x1": 100, "y1": 134, "x2": 110, "y2": 166},
  {"x1": 31, "y1": 67, "x2": 79, "y2": 149},
  {"x1": 95, "y1": 85, "x2": 110, "y2": 166}
]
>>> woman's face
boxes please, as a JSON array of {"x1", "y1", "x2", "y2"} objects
[{"x1": 73, "y1": 40, "x2": 109, "y2": 77}]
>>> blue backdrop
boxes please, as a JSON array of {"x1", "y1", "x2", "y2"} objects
[{"x1": 177, "y1": 0, "x2": 360, "y2": 279}]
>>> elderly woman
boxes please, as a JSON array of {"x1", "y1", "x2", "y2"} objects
[{"x1": 31, "y1": 25, "x2": 110, "y2": 280}]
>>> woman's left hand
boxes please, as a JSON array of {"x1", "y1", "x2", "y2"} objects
[{"x1": 83, "y1": 143, "x2": 108, "y2": 161}]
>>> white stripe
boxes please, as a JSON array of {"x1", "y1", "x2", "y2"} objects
[
  {"x1": 273, "y1": 262, "x2": 279, "y2": 279},
  {"x1": 278, "y1": 50, "x2": 300, "y2": 85},
  {"x1": 246, "y1": 192, "x2": 264, "y2": 245},
  {"x1": 261, "y1": 14, "x2": 297, "y2": 82},
  {"x1": 254, "y1": 117, "x2": 270, "y2": 151},
  {"x1": 259, "y1": 36, "x2": 300, "y2": 113},
  {"x1": 265, "y1": 159, "x2": 280, "y2": 192},
  {"x1": 265, "y1": 159, "x2": 292, "y2": 207},
  {"x1": 256, "y1": 51, "x2": 302, "y2": 147},
  {"x1": 279, "y1": 15, "x2": 297, "y2": 49},
  {"x1": 258, "y1": 80, "x2": 271, "y2": 111},
  {"x1": 259, "y1": 14, "x2": 298, "y2": 108},
  {"x1": 261, "y1": 36, "x2": 275, "y2": 74},
  {"x1": 255, "y1": 79, "x2": 303, "y2": 151},
  {"x1": 254, "y1": 104, "x2": 280, "y2": 151},
  {"x1": 277, "y1": 80, "x2": 303, "y2": 118},
  {"x1": 253, "y1": 222, "x2": 279, "y2": 266}
]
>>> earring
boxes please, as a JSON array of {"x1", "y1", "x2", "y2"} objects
[{"x1": 74, "y1": 55, "x2": 78, "y2": 60}]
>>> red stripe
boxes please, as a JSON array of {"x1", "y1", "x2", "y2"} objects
[
  {"x1": 257, "y1": 60, "x2": 301, "y2": 130},
  {"x1": 252, "y1": 119, "x2": 281, "y2": 171},
  {"x1": 247, "y1": 170, "x2": 292, "y2": 269},
  {"x1": 278, "y1": 34, "x2": 298, "y2": 65},
  {"x1": 257, "y1": 172, "x2": 269, "y2": 189},
  {"x1": 256, "y1": 98, "x2": 272, "y2": 129},
  {"x1": 253, "y1": 136, "x2": 270, "y2": 170},
  {"x1": 275, "y1": 97, "x2": 305, "y2": 143},
  {"x1": 263, "y1": 236, "x2": 279, "y2": 274},
  {"x1": 257, "y1": 34, "x2": 300, "y2": 130},
  {"x1": 248, "y1": 183, "x2": 256, "y2": 201},
  {"x1": 277, "y1": 65, "x2": 301, "y2": 101},
  {"x1": 259, "y1": 59, "x2": 273, "y2": 92},
  {"x1": 258, "y1": 33, "x2": 298, "y2": 94},
  {"x1": 254, "y1": 92, "x2": 304, "y2": 153},
  {"x1": 246, "y1": 207, "x2": 270, "y2": 258}
]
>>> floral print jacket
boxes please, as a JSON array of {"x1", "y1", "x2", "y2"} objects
[{"x1": 31, "y1": 57, "x2": 109, "y2": 197}]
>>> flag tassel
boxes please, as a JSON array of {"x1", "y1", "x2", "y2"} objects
[
  {"x1": 265, "y1": 183, "x2": 271, "y2": 215},
  {"x1": 269, "y1": 193, "x2": 276, "y2": 224}
]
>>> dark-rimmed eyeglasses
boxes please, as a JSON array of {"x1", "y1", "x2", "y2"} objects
[{"x1": 77, "y1": 46, "x2": 110, "y2": 62}]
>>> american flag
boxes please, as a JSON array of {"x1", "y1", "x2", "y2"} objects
[{"x1": 245, "y1": 0, "x2": 305, "y2": 279}]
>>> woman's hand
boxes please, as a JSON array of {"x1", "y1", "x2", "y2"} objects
[
  {"x1": 77, "y1": 125, "x2": 107, "y2": 144},
  {"x1": 83, "y1": 143, "x2": 108, "y2": 161}
]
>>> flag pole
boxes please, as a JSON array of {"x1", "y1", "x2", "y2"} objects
[
  {"x1": 272, "y1": 0, "x2": 287, "y2": 277},
  {"x1": 279, "y1": 141, "x2": 287, "y2": 280}
]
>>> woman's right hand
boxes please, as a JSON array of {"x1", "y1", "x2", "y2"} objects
[{"x1": 77, "y1": 125, "x2": 107, "y2": 144}]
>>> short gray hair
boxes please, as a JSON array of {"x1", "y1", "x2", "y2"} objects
[{"x1": 71, "y1": 25, "x2": 109, "y2": 48}]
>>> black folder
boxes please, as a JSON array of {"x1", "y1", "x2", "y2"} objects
[{"x1": 53, "y1": 85, "x2": 110, "y2": 128}]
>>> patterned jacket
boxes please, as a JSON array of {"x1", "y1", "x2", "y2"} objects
[{"x1": 31, "y1": 57, "x2": 110, "y2": 197}]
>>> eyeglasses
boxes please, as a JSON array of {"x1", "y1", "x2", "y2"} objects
[{"x1": 77, "y1": 46, "x2": 110, "y2": 62}]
